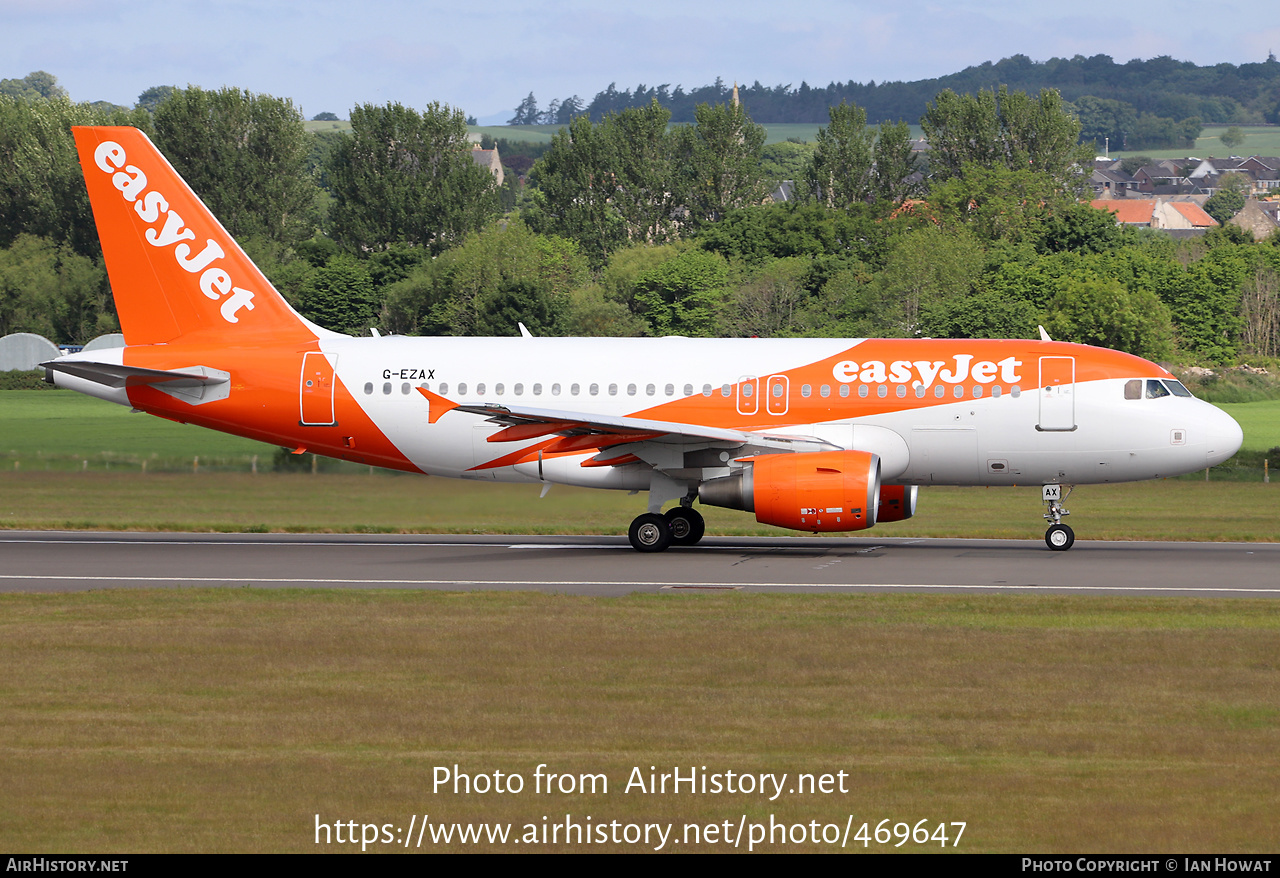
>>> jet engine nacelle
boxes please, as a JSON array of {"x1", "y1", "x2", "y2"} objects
[
  {"x1": 875, "y1": 485, "x2": 918, "y2": 523},
  {"x1": 699, "y1": 450, "x2": 881, "y2": 532}
]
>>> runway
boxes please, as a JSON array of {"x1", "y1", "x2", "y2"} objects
[{"x1": 1, "y1": 531, "x2": 1276, "y2": 596}]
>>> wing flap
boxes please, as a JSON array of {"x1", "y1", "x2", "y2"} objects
[{"x1": 419, "y1": 389, "x2": 842, "y2": 463}]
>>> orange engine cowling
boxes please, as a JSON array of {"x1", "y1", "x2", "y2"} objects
[
  {"x1": 699, "y1": 450, "x2": 881, "y2": 533},
  {"x1": 875, "y1": 485, "x2": 918, "y2": 523}
]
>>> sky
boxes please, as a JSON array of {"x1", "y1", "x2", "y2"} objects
[{"x1": 4, "y1": 0, "x2": 1278, "y2": 123}]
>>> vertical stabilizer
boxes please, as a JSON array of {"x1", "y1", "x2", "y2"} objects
[{"x1": 73, "y1": 126, "x2": 326, "y2": 346}]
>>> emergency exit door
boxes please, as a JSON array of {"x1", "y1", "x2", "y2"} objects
[{"x1": 1037, "y1": 356, "x2": 1075, "y2": 431}]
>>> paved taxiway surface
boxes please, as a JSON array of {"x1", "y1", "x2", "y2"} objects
[{"x1": 1, "y1": 531, "x2": 1276, "y2": 596}]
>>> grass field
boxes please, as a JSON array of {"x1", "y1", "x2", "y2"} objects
[
  {"x1": 0, "y1": 589, "x2": 1276, "y2": 852},
  {"x1": 1114, "y1": 125, "x2": 1280, "y2": 161},
  {"x1": 3, "y1": 394, "x2": 1278, "y2": 853},
  {"x1": 1, "y1": 391, "x2": 1276, "y2": 538}
]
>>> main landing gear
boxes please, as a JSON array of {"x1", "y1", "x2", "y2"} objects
[
  {"x1": 1042, "y1": 484, "x2": 1074, "y2": 551},
  {"x1": 627, "y1": 505, "x2": 705, "y2": 552}
]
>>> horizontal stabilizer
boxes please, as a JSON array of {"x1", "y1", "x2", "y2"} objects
[{"x1": 41, "y1": 360, "x2": 230, "y2": 405}]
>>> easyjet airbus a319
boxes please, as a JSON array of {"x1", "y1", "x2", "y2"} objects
[{"x1": 45, "y1": 127, "x2": 1244, "y2": 551}]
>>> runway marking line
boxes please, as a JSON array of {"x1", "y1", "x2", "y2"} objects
[{"x1": 2, "y1": 574, "x2": 1279, "y2": 595}]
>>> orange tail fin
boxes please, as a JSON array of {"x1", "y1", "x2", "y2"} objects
[{"x1": 73, "y1": 126, "x2": 325, "y2": 346}]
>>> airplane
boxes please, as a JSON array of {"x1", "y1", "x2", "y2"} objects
[{"x1": 43, "y1": 126, "x2": 1245, "y2": 552}]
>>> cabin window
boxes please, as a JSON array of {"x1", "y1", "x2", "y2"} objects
[
  {"x1": 514, "y1": 383, "x2": 524, "y2": 395},
  {"x1": 495, "y1": 383, "x2": 504, "y2": 395},
  {"x1": 915, "y1": 385, "x2": 925, "y2": 398},
  {"x1": 991, "y1": 385, "x2": 1001, "y2": 398},
  {"x1": 972, "y1": 385, "x2": 982, "y2": 398},
  {"x1": 1011, "y1": 386, "x2": 1021, "y2": 398},
  {"x1": 742, "y1": 384, "x2": 754, "y2": 398},
  {"x1": 858, "y1": 385, "x2": 869, "y2": 398},
  {"x1": 801, "y1": 384, "x2": 812, "y2": 398},
  {"x1": 458, "y1": 383, "x2": 467, "y2": 395},
  {"x1": 665, "y1": 384, "x2": 674, "y2": 396},
  {"x1": 382, "y1": 382, "x2": 392, "y2": 395},
  {"x1": 702, "y1": 384, "x2": 713, "y2": 397},
  {"x1": 721, "y1": 384, "x2": 732, "y2": 397},
  {"x1": 363, "y1": 382, "x2": 373, "y2": 395},
  {"x1": 1145, "y1": 379, "x2": 1170, "y2": 399},
  {"x1": 646, "y1": 384, "x2": 656, "y2": 396},
  {"x1": 588, "y1": 383, "x2": 598, "y2": 396},
  {"x1": 1125, "y1": 379, "x2": 1142, "y2": 400},
  {"x1": 772, "y1": 383, "x2": 784, "y2": 398},
  {"x1": 953, "y1": 386, "x2": 964, "y2": 399},
  {"x1": 571, "y1": 383, "x2": 580, "y2": 395},
  {"x1": 550, "y1": 383, "x2": 560, "y2": 396},
  {"x1": 934, "y1": 385, "x2": 945, "y2": 398},
  {"x1": 877, "y1": 385, "x2": 888, "y2": 398},
  {"x1": 840, "y1": 385, "x2": 850, "y2": 398},
  {"x1": 626, "y1": 383, "x2": 636, "y2": 396},
  {"x1": 608, "y1": 383, "x2": 617, "y2": 396},
  {"x1": 433, "y1": 383, "x2": 443, "y2": 395},
  {"x1": 896, "y1": 385, "x2": 906, "y2": 398},
  {"x1": 476, "y1": 383, "x2": 486, "y2": 395},
  {"x1": 532, "y1": 383, "x2": 542, "y2": 395},
  {"x1": 684, "y1": 384, "x2": 694, "y2": 397},
  {"x1": 820, "y1": 385, "x2": 831, "y2": 398}
]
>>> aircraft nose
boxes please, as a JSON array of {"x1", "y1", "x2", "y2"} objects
[{"x1": 1205, "y1": 406, "x2": 1244, "y2": 467}]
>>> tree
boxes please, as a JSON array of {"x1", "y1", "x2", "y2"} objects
[
  {"x1": 312, "y1": 112, "x2": 339, "y2": 122},
  {"x1": 136, "y1": 86, "x2": 175, "y2": 113},
  {"x1": 1043, "y1": 271, "x2": 1173, "y2": 361},
  {"x1": 760, "y1": 140, "x2": 815, "y2": 187},
  {"x1": 525, "y1": 101, "x2": 680, "y2": 265},
  {"x1": 1127, "y1": 113, "x2": 1202, "y2": 150},
  {"x1": 0, "y1": 95, "x2": 152, "y2": 259},
  {"x1": 865, "y1": 225, "x2": 986, "y2": 334},
  {"x1": 805, "y1": 102, "x2": 874, "y2": 208},
  {"x1": 1220, "y1": 126, "x2": 1246, "y2": 150},
  {"x1": 677, "y1": 101, "x2": 768, "y2": 226},
  {"x1": 0, "y1": 234, "x2": 114, "y2": 342},
  {"x1": 153, "y1": 86, "x2": 315, "y2": 246},
  {"x1": 1070, "y1": 96, "x2": 1137, "y2": 150},
  {"x1": 920, "y1": 86, "x2": 1094, "y2": 194},
  {"x1": 381, "y1": 221, "x2": 587, "y2": 336},
  {"x1": 723, "y1": 257, "x2": 812, "y2": 337},
  {"x1": 0, "y1": 71, "x2": 67, "y2": 102},
  {"x1": 299, "y1": 255, "x2": 377, "y2": 335},
  {"x1": 1204, "y1": 185, "x2": 1247, "y2": 225},
  {"x1": 929, "y1": 163, "x2": 1068, "y2": 244},
  {"x1": 871, "y1": 120, "x2": 923, "y2": 203},
  {"x1": 509, "y1": 93, "x2": 540, "y2": 126},
  {"x1": 632, "y1": 249, "x2": 729, "y2": 337},
  {"x1": 325, "y1": 102, "x2": 499, "y2": 254}
]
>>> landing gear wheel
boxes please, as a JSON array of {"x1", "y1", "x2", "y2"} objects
[
  {"x1": 664, "y1": 507, "x2": 705, "y2": 546},
  {"x1": 629, "y1": 513, "x2": 673, "y2": 553},
  {"x1": 1045, "y1": 523, "x2": 1075, "y2": 551}
]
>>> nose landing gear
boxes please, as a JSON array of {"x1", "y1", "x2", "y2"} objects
[{"x1": 1042, "y1": 484, "x2": 1074, "y2": 551}]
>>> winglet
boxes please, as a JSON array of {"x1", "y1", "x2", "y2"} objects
[{"x1": 416, "y1": 386, "x2": 459, "y2": 424}]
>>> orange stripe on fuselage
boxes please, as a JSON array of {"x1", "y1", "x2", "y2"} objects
[
  {"x1": 627, "y1": 339, "x2": 1167, "y2": 429},
  {"x1": 122, "y1": 341, "x2": 421, "y2": 473}
]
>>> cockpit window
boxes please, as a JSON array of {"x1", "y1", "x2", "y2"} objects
[
  {"x1": 1145, "y1": 379, "x2": 1170, "y2": 399},
  {"x1": 1165, "y1": 379, "x2": 1193, "y2": 398},
  {"x1": 1124, "y1": 379, "x2": 1142, "y2": 400}
]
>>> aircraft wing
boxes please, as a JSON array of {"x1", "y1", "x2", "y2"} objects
[{"x1": 417, "y1": 387, "x2": 838, "y2": 459}]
